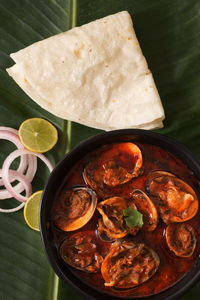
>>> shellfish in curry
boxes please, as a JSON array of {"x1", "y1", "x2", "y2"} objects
[
  {"x1": 53, "y1": 187, "x2": 97, "y2": 231},
  {"x1": 101, "y1": 240, "x2": 160, "y2": 288},
  {"x1": 51, "y1": 141, "x2": 200, "y2": 297}
]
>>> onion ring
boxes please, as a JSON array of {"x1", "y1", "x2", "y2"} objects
[
  {"x1": 0, "y1": 126, "x2": 19, "y2": 135},
  {"x1": 0, "y1": 129, "x2": 28, "y2": 186},
  {"x1": 2, "y1": 149, "x2": 54, "y2": 202},
  {"x1": 0, "y1": 202, "x2": 25, "y2": 213},
  {"x1": 0, "y1": 169, "x2": 32, "y2": 213},
  {"x1": 0, "y1": 169, "x2": 32, "y2": 201},
  {"x1": 0, "y1": 168, "x2": 32, "y2": 201},
  {"x1": 0, "y1": 154, "x2": 37, "y2": 200},
  {"x1": 0, "y1": 168, "x2": 31, "y2": 213}
]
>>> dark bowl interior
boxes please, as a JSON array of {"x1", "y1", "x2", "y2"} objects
[{"x1": 40, "y1": 129, "x2": 200, "y2": 300}]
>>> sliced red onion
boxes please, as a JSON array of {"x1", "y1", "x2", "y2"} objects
[
  {"x1": 2, "y1": 149, "x2": 54, "y2": 202},
  {"x1": 0, "y1": 169, "x2": 32, "y2": 202},
  {"x1": 24, "y1": 155, "x2": 37, "y2": 181},
  {"x1": 0, "y1": 202, "x2": 25, "y2": 213},
  {"x1": 0, "y1": 126, "x2": 19, "y2": 135},
  {"x1": 0, "y1": 168, "x2": 31, "y2": 213},
  {"x1": 0, "y1": 129, "x2": 28, "y2": 186},
  {"x1": 0, "y1": 169, "x2": 32, "y2": 201},
  {"x1": 0, "y1": 154, "x2": 37, "y2": 200}
]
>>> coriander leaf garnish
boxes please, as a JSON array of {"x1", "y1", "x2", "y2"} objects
[{"x1": 123, "y1": 207, "x2": 143, "y2": 228}]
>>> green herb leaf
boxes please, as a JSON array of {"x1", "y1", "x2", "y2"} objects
[{"x1": 123, "y1": 207, "x2": 143, "y2": 228}]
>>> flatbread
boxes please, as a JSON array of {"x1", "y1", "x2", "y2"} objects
[{"x1": 7, "y1": 11, "x2": 165, "y2": 130}]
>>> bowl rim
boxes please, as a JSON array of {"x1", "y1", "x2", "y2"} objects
[{"x1": 40, "y1": 128, "x2": 200, "y2": 300}]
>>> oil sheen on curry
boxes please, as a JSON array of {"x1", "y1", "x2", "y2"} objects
[{"x1": 51, "y1": 142, "x2": 200, "y2": 297}]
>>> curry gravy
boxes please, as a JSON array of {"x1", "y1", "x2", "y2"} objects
[{"x1": 52, "y1": 143, "x2": 200, "y2": 298}]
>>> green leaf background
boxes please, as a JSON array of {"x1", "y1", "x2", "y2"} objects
[{"x1": 0, "y1": 0, "x2": 200, "y2": 299}]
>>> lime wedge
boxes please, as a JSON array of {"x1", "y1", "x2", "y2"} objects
[{"x1": 23, "y1": 190, "x2": 43, "y2": 231}]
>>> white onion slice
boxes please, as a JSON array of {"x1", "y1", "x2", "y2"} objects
[
  {"x1": 2, "y1": 149, "x2": 54, "y2": 202},
  {"x1": 0, "y1": 129, "x2": 28, "y2": 186},
  {"x1": 0, "y1": 154, "x2": 37, "y2": 200}
]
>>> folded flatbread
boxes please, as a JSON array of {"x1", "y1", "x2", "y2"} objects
[{"x1": 7, "y1": 11, "x2": 165, "y2": 130}]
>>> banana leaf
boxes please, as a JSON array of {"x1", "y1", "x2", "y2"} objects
[{"x1": 0, "y1": 0, "x2": 199, "y2": 299}]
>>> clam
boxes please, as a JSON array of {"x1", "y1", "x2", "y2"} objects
[
  {"x1": 101, "y1": 240, "x2": 160, "y2": 288},
  {"x1": 147, "y1": 174, "x2": 198, "y2": 224},
  {"x1": 102, "y1": 160, "x2": 133, "y2": 187},
  {"x1": 146, "y1": 170, "x2": 175, "y2": 191},
  {"x1": 166, "y1": 223, "x2": 196, "y2": 257},
  {"x1": 97, "y1": 197, "x2": 129, "y2": 241},
  {"x1": 84, "y1": 143, "x2": 143, "y2": 195},
  {"x1": 53, "y1": 187, "x2": 97, "y2": 231},
  {"x1": 59, "y1": 231, "x2": 103, "y2": 272},
  {"x1": 129, "y1": 189, "x2": 158, "y2": 231}
]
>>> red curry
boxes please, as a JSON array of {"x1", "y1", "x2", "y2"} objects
[{"x1": 51, "y1": 142, "x2": 200, "y2": 298}]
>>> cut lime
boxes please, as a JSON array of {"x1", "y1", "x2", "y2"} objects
[
  {"x1": 19, "y1": 118, "x2": 58, "y2": 153},
  {"x1": 23, "y1": 190, "x2": 43, "y2": 231}
]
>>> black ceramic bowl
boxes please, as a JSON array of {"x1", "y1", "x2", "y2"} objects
[{"x1": 40, "y1": 129, "x2": 200, "y2": 300}]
